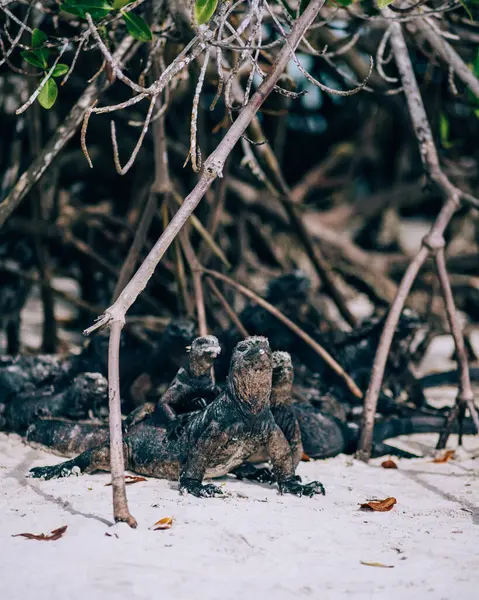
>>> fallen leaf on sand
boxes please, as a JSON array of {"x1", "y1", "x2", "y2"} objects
[
  {"x1": 360, "y1": 561, "x2": 394, "y2": 568},
  {"x1": 151, "y1": 517, "x2": 174, "y2": 531},
  {"x1": 301, "y1": 452, "x2": 311, "y2": 462},
  {"x1": 12, "y1": 525, "x2": 67, "y2": 541},
  {"x1": 381, "y1": 459, "x2": 398, "y2": 469},
  {"x1": 432, "y1": 450, "x2": 455, "y2": 463},
  {"x1": 105, "y1": 475, "x2": 147, "y2": 486},
  {"x1": 360, "y1": 497, "x2": 397, "y2": 512}
]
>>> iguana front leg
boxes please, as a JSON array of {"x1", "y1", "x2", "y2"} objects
[
  {"x1": 179, "y1": 422, "x2": 227, "y2": 498},
  {"x1": 28, "y1": 443, "x2": 118, "y2": 480},
  {"x1": 266, "y1": 426, "x2": 325, "y2": 497},
  {"x1": 123, "y1": 402, "x2": 155, "y2": 430}
]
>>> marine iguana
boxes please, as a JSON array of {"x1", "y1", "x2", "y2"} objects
[
  {"x1": 0, "y1": 336, "x2": 112, "y2": 406},
  {"x1": 29, "y1": 337, "x2": 325, "y2": 498},
  {"x1": 420, "y1": 368, "x2": 479, "y2": 389},
  {"x1": 26, "y1": 419, "x2": 110, "y2": 457},
  {"x1": 233, "y1": 350, "x2": 303, "y2": 483},
  {"x1": 2, "y1": 372, "x2": 108, "y2": 434},
  {"x1": 26, "y1": 348, "x2": 301, "y2": 485},
  {"x1": 148, "y1": 319, "x2": 196, "y2": 384},
  {"x1": 124, "y1": 335, "x2": 221, "y2": 429}
]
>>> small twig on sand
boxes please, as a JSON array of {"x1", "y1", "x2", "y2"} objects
[{"x1": 108, "y1": 320, "x2": 137, "y2": 528}]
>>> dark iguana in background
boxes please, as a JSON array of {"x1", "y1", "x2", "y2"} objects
[{"x1": 1, "y1": 372, "x2": 108, "y2": 434}]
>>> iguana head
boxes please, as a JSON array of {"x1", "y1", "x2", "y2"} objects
[
  {"x1": 271, "y1": 351, "x2": 294, "y2": 407},
  {"x1": 65, "y1": 372, "x2": 108, "y2": 418},
  {"x1": 229, "y1": 336, "x2": 272, "y2": 414},
  {"x1": 166, "y1": 319, "x2": 196, "y2": 343},
  {"x1": 187, "y1": 335, "x2": 221, "y2": 376}
]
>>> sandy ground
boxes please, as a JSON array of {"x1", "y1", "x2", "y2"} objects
[{"x1": 0, "y1": 430, "x2": 478, "y2": 600}]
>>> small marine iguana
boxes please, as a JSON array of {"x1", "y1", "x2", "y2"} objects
[
  {"x1": 124, "y1": 335, "x2": 221, "y2": 428},
  {"x1": 0, "y1": 319, "x2": 195, "y2": 413},
  {"x1": 29, "y1": 337, "x2": 325, "y2": 498}
]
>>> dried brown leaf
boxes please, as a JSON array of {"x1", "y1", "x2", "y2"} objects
[
  {"x1": 381, "y1": 459, "x2": 398, "y2": 469},
  {"x1": 105, "y1": 475, "x2": 147, "y2": 486},
  {"x1": 12, "y1": 525, "x2": 67, "y2": 541},
  {"x1": 301, "y1": 452, "x2": 311, "y2": 462},
  {"x1": 432, "y1": 450, "x2": 455, "y2": 463},
  {"x1": 360, "y1": 561, "x2": 394, "y2": 568},
  {"x1": 151, "y1": 516, "x2": 174, "y2": 531},
  {"x1": 360, "y1": 497, "x2": 397, "y2": 512}
]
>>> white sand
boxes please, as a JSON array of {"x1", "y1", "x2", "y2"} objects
[
  {"x1": 0, "y1": 431, "x2": 478, "y2": 600},
  {"x1": 1, "y1": 312, "x2": 478, "y2": 599}
]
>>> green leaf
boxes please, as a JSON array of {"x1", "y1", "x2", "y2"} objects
[
  {"x1": 440, "y1": 113, "x2": 453, "y2": 149},
  {"x1": 121, "y1": 11, "x2": 153, "y2": 42},
  {"x1": 458, "y1": 0, "x2": 473, "y2": 20},
  {"x1": 113, "y1": 0, "x2": 131, "y2": 8},
  {"x1": 21, "y1": 50, "x2": 46, "y2": 69},
  {"x1": 38, "y1": 78, "x2": 58, "y2": 110},
  {"x1": 466, "y1": 49, "x2": 479, "y2": 107},
  {"x1": 474, "y1": 109, "x2": 479, "y2": 120},
  {"x1": 376, "y1": 0, "x2": 394, "y2": 7},
  {"x1": 194, "y1": 0, "x2": 218, "y2": 25},
  {"x1": 330, "y1": 0, "x2": 354, "y2": 6},
  {"x1": 32, "y1": 29, "x2": 48, "y2": 49},
  {"x1": 60, "y1": 1, "x2": 113, "y2": 21},
  {"x1": 52, "y1": 63, "x2": 70, "y2": 77},
  {"x1": 473, "y1": 48, "x2": 479, "y2": 80}
]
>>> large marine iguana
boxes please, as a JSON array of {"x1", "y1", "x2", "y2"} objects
[
  {"x1": 29, "y1": 337, "x2": 325, "y2": 498},
  {"x1": 233, "y1": 350, "x2": 303, "y2": 483},
  {"x1": 25, "y1": 348, "x2": 302, "y2": 483}
]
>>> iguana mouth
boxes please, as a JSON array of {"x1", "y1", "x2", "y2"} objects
[
  {"x1": 203, "y1": 347, "x2": 221, "y2": 359},
  {"x1": 246, "y1": 348, "x2": 271, "y2": 371}
]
